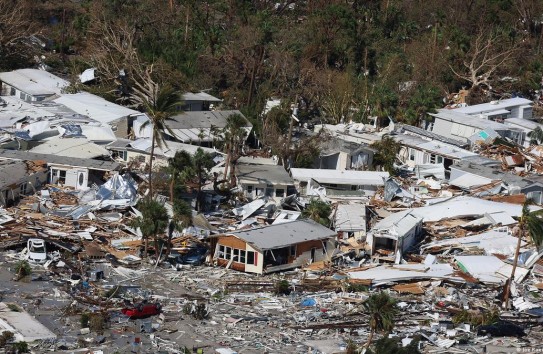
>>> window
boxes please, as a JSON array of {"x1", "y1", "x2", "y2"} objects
[
  {"x1": 239, "y1": 250, "x2": 246, "y2": 263},
  {"x1": 351, "y1": 185, "x2": 358, "y2": 191},
  {"x1": 51, "y1": 169, "x2": 67, "y2": 185},
  {"x1": 233, "y1": 248, "x2": 239, "y2": 261},
  {"x1": 247, "y1": 185, "x2": 253, "y2": 194},
  {"x1": 247, "y1": 251, "x2": 255, "y2": 265},
  {"x1": 275, "y1": 189, "x2": 284, "y2": 197},
  {"x1": 290, "y1": 246, "x2": 296, "y2": 257},
  {"x1": 409, "y1": 148, "x2": 416, "y2": 161},
  {"x1": 225, "y1": 247, "x2": 232, "y2": 259},
  {"x1": 19, "y1": 183, "x2": 27, "y2": 195},
  {"x1": 218, "y1": 245, "x2": 225, "y2": 258}
]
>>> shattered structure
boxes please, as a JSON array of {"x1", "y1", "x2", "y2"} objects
[{"x1": 1, "y1": 69, "x2": 543, "y2": 353}]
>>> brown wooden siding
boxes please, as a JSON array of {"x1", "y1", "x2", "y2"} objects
[
  {"x1": 216, "y1": 258, "x2": 246, "y2": 272},
  {"x1": 217, "y1": 235, "x2": 247, "y2": 249},
  {"x1": 296, "y1": 240, "x2": 324, "y2": 256}
]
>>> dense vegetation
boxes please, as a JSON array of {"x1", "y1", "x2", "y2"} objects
[{"x1": 3, "y1": 0, "x2": 543, "y2": 136}]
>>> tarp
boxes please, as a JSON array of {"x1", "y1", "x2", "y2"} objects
[{"x1": 96, "y1": 173, "x2": 138, "y2": 202}]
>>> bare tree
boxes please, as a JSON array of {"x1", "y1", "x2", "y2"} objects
[
  {"x1": 450, "y1": 29, "x2": 518, "y2": 89},
  {"x1": 0, "y1": 0, "x2": 35, "y2": 49}
]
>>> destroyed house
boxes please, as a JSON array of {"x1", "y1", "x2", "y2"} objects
[
  {"x1": 314, "y1": 137, "x2": 374, "y2": 170},
  {"x1": 0, "y1": 149, "x2": 121, "y2": 190},
  {"x1": 107, "y1": 138, "x2": 220, "y2": 167},
  {"x1": 290, "y1": 168, "x2": 389, "y2": 198},
  {"x1": 210, "y1": 219, "x2": 336, "y2": 274},
  {"x1": 0, "y1": 159, "x2": 47, "y2": 206},
  {"x1": 394, "y1": 133, "x2": 478, "y2": 169},
  {"x1": 236, "y1": 163, "x2": 295, "y2": 199},
  {"x1": 367, "y1": 210, "x2": 423, "y2": 261},
  {"x1": 452, "y1": 97, "x2": 533, "y2": 121},
  {"x1": 0, "y1": 68, "x2": 68, "y2": 102},
  {"x1": 159, "y1": 110, "x2": 252, "y2": 144},
  {"x1": 428, "y1": 109, "x2": 526, "y2": 146},
  {"x1": 449, "y1": 160, "x2": 543, "y2": 203}
]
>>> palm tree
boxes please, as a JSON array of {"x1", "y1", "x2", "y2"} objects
[
  {"x1": 528, "y1": 126, "x2": 543, "y2": 145},
  {"x1": 302, "y1": 199, "x2": 332, "y2": 226},
  {"x1": 130, "y1": 198, "x2": 169, "y2": 258},
  {"x1": 132, "y1": 80, "x2": 182, "y2": 198},
  {"x1": 504, "y1": 201, "x2": 543, "y2": 307},
  {"x1": 363, "y1": 292, "x2": 399, "y2": 348},
  {"x1": 212, "y1": 113, "x2": 248, "y2": 186},
  {"x1": 193, "y1": 148, "x2": 215, "y2": 211}
]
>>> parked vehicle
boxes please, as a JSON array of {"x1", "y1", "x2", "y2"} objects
[
  {"x1": 170, "y1": 246, "x2": 208, "y2": 268},
  {"x1": 121, "y1": 302, "x2": 162, "y2": 319},
  {"x1": 27, "y1": 238, "x2": 47, "y2": 264}
]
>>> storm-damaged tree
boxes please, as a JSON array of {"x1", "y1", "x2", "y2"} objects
[
  {"x1": 130, "y1": 198, "x2": 169, "y2": 258},
  {"x1": 0, "y1": 0, "x2": 36, "y2": 69},
  {"x1": 212, "y1": 113, "x2": 248, "y2": 187},
  {"x1": 131, "y1": 68, "x2": 182, "y2": 198},
  {"x1": 449, "y1": 28, "x2": 518, "y2": 91}
]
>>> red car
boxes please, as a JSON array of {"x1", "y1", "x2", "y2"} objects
[{"x1": 121, "y1": 302, "x2": 162, "y2": 319}]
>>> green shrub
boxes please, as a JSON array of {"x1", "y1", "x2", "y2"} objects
[
  {"x1": 80, "y1": 313, "x2": 90, "y2": 328},
  {"x1": 274, "y1": 280, "x2": 291, "y2": 295},
  {"x1": 15, "y1": 261, "x2": 31, "y2": 278},
  {"x1": 0, "y1": 331, "x2": 13, "y2": 347},
  {"x1": 12, "y1": 341, "x2": 29, "y2": 353},
  {"x1": 6, "y1": 303, "x2": 21, "y2": 312}
]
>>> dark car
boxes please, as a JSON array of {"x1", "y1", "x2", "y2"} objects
[
  {"x1": 121, "y1": 302, "x2": 162, "y2": 319},
  {"x1": 172, "y1": 247, "x2": 208, "y2": 268},
  {"x1": 477, "y1": 322, "x2": 526, "y2": 337}
]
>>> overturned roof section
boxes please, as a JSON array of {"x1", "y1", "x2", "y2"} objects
[
  {"x1": 291, "y1": 168, "x2": 389, "y2": 185},
  {"x1": 0, "y1": 149, "x2": 120, "y2": 171},
  {"x1": 0, "y1": 69, "x2": 68, "y2": 96},
  {"x1": 222, "y1": 219, "x2": 336, "y2": 251},
  {"x1": 237, "y1": 163, "x2": 293, "y2": 185}
]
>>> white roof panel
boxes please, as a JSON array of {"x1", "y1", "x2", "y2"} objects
[
  {"x1": 0, "y1": 69, "x2": 68, "y2": 96},
  {"x1": 290, "y1": 168, "x2": 389, "y2": 185},
  {"x1": 30, "y1": 137, "x2": 110, "y2": 159},
  {"x1": 54, "y1": 93, "x2": 140, "y2": 124}
]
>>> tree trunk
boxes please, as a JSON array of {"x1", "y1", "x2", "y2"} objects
[
  {"x1": 504, "y1": 224, "x2": 523, "y2": 308},
  {"x1": 196, "y1": 170, "x2": 202, "y2": 212},
  {"x1": 154, "y1": 234, "x2": 160, "y2": 261},
  {"x1": 143, "y1": 235, "x2": 148, "y2": 258},
  {"x1": 149, "y1": 133, "x2": 156, "y2": 198},
  {"x1": 365, "y1": 329, "x2": 374, "y2": 348},
  {"x1": 169, "y1": 176, "x2": 175, "y2": 203}
]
